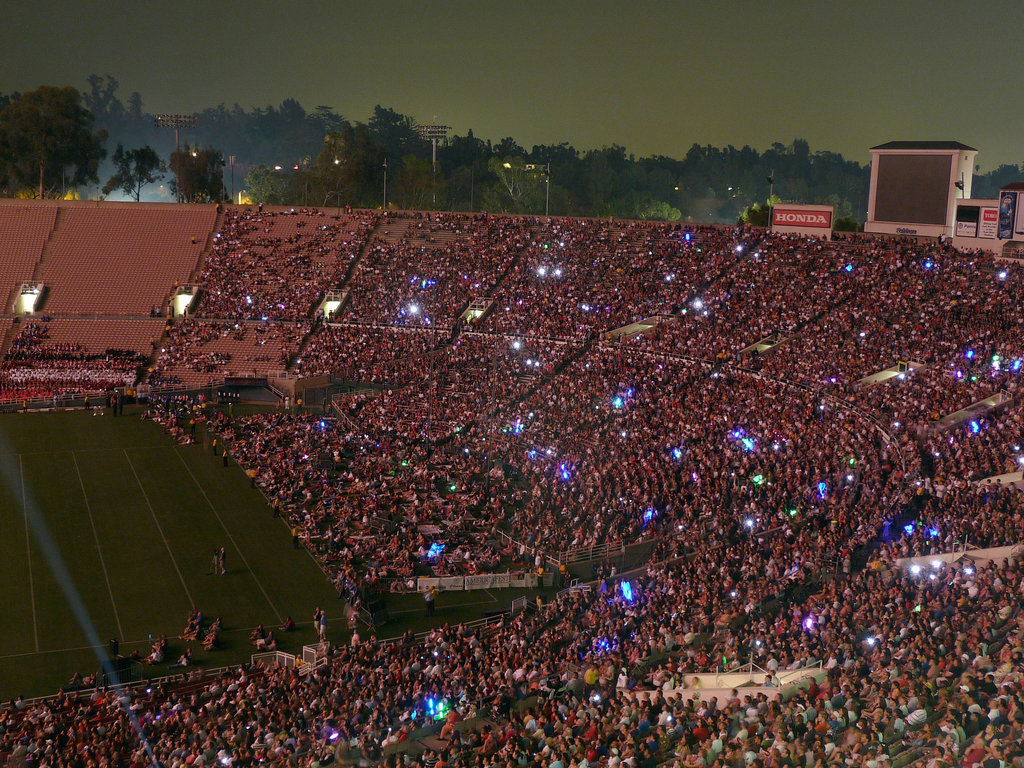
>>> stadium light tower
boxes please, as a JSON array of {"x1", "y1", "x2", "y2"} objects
[
  {"x1": 155, "y1": 114, "x2": 197, "y2": 203},
  {"x1": 417, "y1": 122, "x2": 450, "y2": 207}
]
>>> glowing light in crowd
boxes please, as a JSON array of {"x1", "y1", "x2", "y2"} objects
[{"x1": 620, "y1": 581, "x2": 634, "y2": 602}]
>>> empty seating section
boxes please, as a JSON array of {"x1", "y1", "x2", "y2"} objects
[
  {"x1": 0, "y1": 203, "x2": 56, "y2": 308},
  {"x1": 148, "y1": 320, "x2": 308, "y2": 388},
  {"x1": 38, "y1": 205, "x2": 214, "y2": 315},
  {"x1": 195, "y1": 207, "x2": 377, "y2": 320},
  {"x1": 31, "y1": 318, "x2": 164, "y2": 355},
  {"x1": 0, "y1": 317, "x2": 12, "y2": 351}
]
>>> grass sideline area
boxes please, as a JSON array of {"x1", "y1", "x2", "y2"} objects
[{"x1": 0, "y1": 408, "x2": 551, "y2": 700}]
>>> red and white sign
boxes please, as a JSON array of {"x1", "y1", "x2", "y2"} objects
[
  {"x1": 772, "y1": 208, "x2": 832, "y2": 228},
  {"x1": 980, "y1": 207, "x2": 999, "y2": 239}
]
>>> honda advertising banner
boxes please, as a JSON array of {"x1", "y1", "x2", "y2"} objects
[{"x1": 771, "y1": 205, "x2": 834, "y2": 237}]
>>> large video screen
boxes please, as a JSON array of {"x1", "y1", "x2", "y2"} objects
[{"x1": 873, "y1": 154, "x2": 953, "y2": 225}]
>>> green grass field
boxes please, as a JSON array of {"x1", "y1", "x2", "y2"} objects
[{"x1": 0, "y1": 408, "x2": 545, "y2": 699}]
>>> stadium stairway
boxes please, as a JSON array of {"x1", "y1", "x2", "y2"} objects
[
  {"x1": 271, "y1": 212, "x2": 386, "y2": 372},
  {"x1": 28, "y1": 204, "x2": 63, "y2": 285},
  {"x1": 0, "y1": 318, "x2": 18, "y2": 360},
  {"x1": 336, "y1": 212, "x2": 387, "y2": 292},
  {"x1": 186, "y1": 204, "x2": 228, "y2": 284},
  {"x1": 445, "y1": 229, "x2": 536, "y2": 345}
]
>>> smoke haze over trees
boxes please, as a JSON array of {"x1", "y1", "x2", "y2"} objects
[{"x1": 2, "y1": 75, "x2": 1020, "y2": 222}]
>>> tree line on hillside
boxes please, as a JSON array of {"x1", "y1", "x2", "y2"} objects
[{"x1": 1, "y1": 76, "x2": 1021, "y2": 225}]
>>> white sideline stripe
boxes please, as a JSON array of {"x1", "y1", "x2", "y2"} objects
[
  {"x1": 174, "y1": 448, "x2": 283, "y2": 624},
  {"x1": 20, "y1": 456, "x2": 40, "y2": 652},
  {"x1": 123, "y1": 449, "x2": 195, "y2": 607},
  {"x1": 72, "y1": 451, "x2": 125, "y2": 640}
]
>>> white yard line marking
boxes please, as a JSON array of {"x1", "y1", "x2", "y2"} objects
[
  {"x1": 174, "y1": 449, "x2": 283, "y2": 623},
  {"x1": 72, "y1": 451, "x2": 125, "y2": 640},
  {"x1": 124, "y1": 449, "x2": 195, "y2": 607}
]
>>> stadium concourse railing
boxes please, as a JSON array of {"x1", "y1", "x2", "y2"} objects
[
  {"x1": 496, "y1": 528, "x2": 649, "y2": 570},
  {"x1": 6, "y1": 663, "x2": 239, "y2": 711},
  {"x1": 376, "y1": 596, "x2": 531, "y2": 648}
]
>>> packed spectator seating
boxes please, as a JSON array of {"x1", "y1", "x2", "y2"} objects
[
  {"x1": 479, "y1": 221, "x2": 734, "y2": 340},
  {"x1": 148, "y1": 319, "x2": 308, "y2": 388},
  {"x1": 0, "y1": 319, "x2": 159, "y2": 401},
  {"x1": 195, "y1": 207, "x2": 377, "y2": 321},
  {"x1": 336, "y1": 333, "x2": 580, "y2": 441},
  {"x1": 344, "y1": 212, "x2": 533, "y2": 328},
  {"x1": 1, "y1": 541, "x2": 1021, "y2": 766},
  {"x1": 757, "y1": 245, "x2": 1024, "y2": 389},
  {"x1": 926, "y1": 402, "x2": 1024, "y2": 483},
  {"x1": 7, "y1": 203, "x2": 1024, "y2": 766},
  {"x1": 293, "y1": 324, "x2": 446, "y2": 382}
]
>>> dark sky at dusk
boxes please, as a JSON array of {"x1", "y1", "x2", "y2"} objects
[{"x1": 4, "y1": 0, "x2": 1023, "y2": 170}]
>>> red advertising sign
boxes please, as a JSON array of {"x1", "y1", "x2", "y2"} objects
[
  {"x1": 772, "y1": 208, "x2": 832, "y2": 228},
  {"x1": 980, "y1": 208, "x2": 999, "y2": 239}
]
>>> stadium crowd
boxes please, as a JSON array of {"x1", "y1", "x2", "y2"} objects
[
  {"x1": 195, "y1": 208, "x2": 378, "y2": 321},
  {"x1": 0, "y1": 322, "x2": 146, "y2": 401},
  {"x1": 345, "y1": 213, "x2": 533, "y2": 328},
  {"x1": 5, "y1": 209, "x2": 1024, "y2": 766}
]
